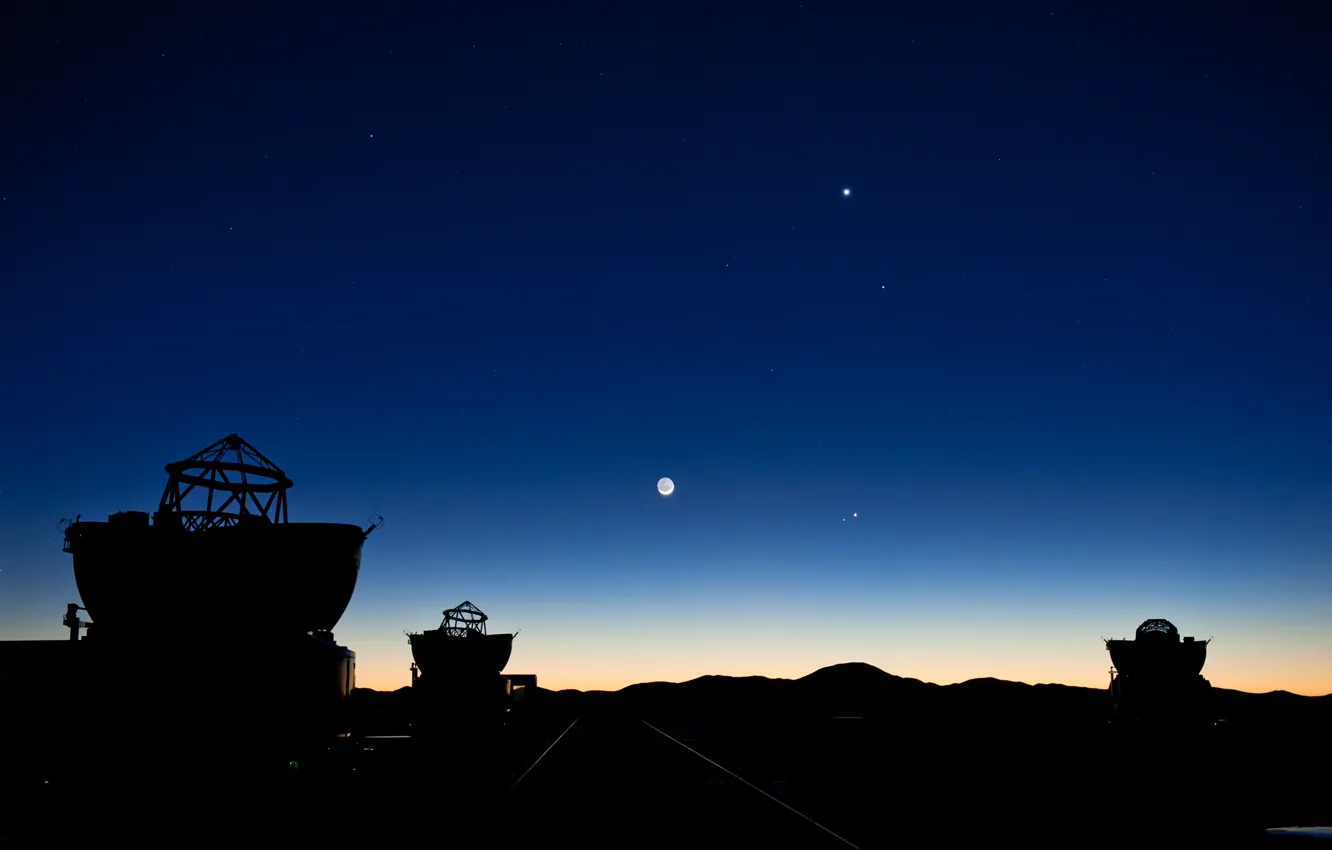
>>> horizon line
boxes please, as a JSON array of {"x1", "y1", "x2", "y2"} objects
[{"x1": 356, "y1": 662, "x2": 1332, "y2": 699}]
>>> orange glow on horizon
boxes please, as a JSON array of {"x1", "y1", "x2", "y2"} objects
[
  {"x1": 341, "y1": 608, "x2": 1332, "y2": 697},
  {"x1": 340, "y1": 607, "x2": 1332, "y2": 698},
  {"x1": 348, "y1": 656, "x2": 1332, "y2": 697}
]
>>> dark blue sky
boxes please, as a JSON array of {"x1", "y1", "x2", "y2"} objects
[{"x1": 2, "y1": 0, "x2": 1329, "y2": 692}]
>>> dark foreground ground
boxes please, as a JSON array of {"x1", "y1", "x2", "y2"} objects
[{"x1": 3, "y1": 701, "x2": 1328, "y2": 848}]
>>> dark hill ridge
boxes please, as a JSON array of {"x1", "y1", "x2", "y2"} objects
[
  {"x1": 591, "y1": 662, "x2": 1116, "y2": 727},
  {"x1": 349, "y1": 662, "x2": 1332, "y2": 731},
  {"x1": 564, "y1": 664, "x2": 1330, "y2": 728}
]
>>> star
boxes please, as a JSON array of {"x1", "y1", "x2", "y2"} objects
[{"x1": 842, "y1": 188, "x2": 851, "y2": 196}]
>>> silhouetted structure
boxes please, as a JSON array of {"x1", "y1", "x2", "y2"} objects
[
  {"x1": 1105, "y1": 618, "x2": 1213, "y2": 726},
  {"x1": 409, "y1": 601, "x2": 514, "y2": 679},
  {"x1": 63, "y1": 434, "x2": 381, "y2": 638},
  {"x1": 1, "y1": 434, "x2": 382, "y2": 801},
  {"x1": 506, "y1": 673, "x2": 538, "y2": 706},
  {"x1": 408, "y1": 601, "x2": 514, "y2": 753}
]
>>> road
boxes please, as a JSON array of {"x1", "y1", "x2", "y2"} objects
[
  {"x1": 483, "y1": 715, "x2": 861, "y2": 849},
  {"x1": 2, "y1": 709, "x2": 1308, "y2": 847}
]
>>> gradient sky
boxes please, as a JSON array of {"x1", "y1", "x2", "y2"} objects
[{"x1": 2, "y1": 1, "x2": 1329, "y2": 695}]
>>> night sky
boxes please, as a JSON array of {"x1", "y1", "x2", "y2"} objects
[{"x1": 2, "y1": 1, "x2": 1329, "y2": 694}]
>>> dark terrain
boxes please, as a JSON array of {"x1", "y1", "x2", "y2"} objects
[
  {"x1": 3, "y1": 663, "x2": 1329, "y2": 847},
  {"x1": 498, "y1": 664, "x2": 1331, "y2": 845}
]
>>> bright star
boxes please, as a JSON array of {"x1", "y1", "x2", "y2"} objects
[{"x1": 843, "y1": 188, "x2": 851, "y2": 196}]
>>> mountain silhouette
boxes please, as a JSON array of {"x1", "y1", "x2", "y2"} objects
[{"x1": 349, "y1": 662, "x2": 1331, "y2": 733}]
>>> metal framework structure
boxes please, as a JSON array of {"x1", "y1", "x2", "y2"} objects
[
  {"x1": 1137, "y1": 618, "x2": 1176, "y2": 638},
  {"x1": 438, "y1": 601, "x2": 489, "y2": 638},
  {"x1": 157, "y1": 434, "x2": 293, "y2": 531}
]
